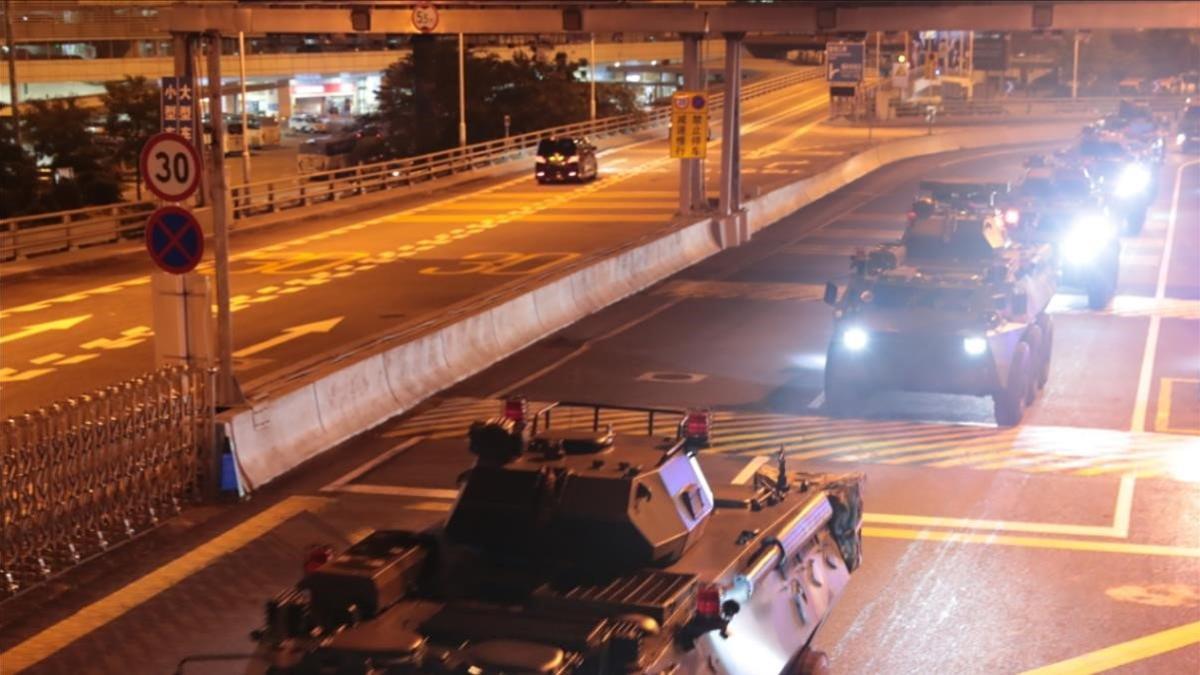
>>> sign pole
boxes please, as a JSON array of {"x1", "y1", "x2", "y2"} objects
[
  {"x1": 237, "y1": 31, "x2": 252, "y2": 186},
  {"x1": 589, "y1": 34, "x2": 597, "y2": 121},
  {"x1": 206, "y1": 30, "x2": 243, "y2": 407},
  {"x1": 458, "y1": 32, "x2": 467, "y2": 148}
]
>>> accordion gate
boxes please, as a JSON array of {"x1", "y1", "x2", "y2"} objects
[{"x1": 1, "y1": 366, "x2": 214, "y2": 599}]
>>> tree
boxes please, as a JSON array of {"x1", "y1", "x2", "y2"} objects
[
  {"x1": 25, "y1": 99, "x2": 120, "y2": 212},
  {"x1": 103, "y1": 76, "x2": 160, "y2": 200},
  {"x1": 377, "y1": 41, "x2": 639, "y2": 158},
  {"x1": 0, "y1": 114, "x2": 37, "y2": 219}
]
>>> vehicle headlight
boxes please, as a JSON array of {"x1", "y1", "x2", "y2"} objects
[
  {"x1": 962, "y1": 336, "x2": 988, "y2": 357},
  {"x1": 841, "y1": 327, "x2": 869, "y2": 352},
  {"x1": 1179, "y1": 132, "x2": 1188, "y2": 146},
  {"x1": 1004, "y1": 208, "x2": 1020, "y2": 225},
  {"x1": 1062, "y1": 214, "x2": 1116, "y2": 265},
  {"x1": 1114, "y1": 163, "x2": 1150, "y2": 198}
]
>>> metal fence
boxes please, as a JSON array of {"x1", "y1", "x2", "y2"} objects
[
  {"x1": 0, "y1": 366, "x2": 214, "y2": 599},
  {"x1": 0, "y1": 67, "x2": 825, "y2": 262},
  {"x1": 891, "y1": 94, "x2": 1188, "y2": 119}
]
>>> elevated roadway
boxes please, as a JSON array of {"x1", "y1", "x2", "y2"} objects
[
  {"x1": 1, "y1": 144, "x2": 1196, "y2": 674},
  {"x1": 2, "y1": 72, "x2": 863, "y2": 415}
]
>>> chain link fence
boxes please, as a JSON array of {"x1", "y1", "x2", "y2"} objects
[{"x1": 0, "y1": 366, "x2": 214, "y2": 600}]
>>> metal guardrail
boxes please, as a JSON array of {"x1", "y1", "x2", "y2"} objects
[
  {"x1": 0, "y1": 67, "x2": 824, "y2": 263},
  {"x1": 0, "y1": 366, "x2": 214, "y2": 600},
  {"x1": 891, "y1": 95, "x2": 1188, "y2": 119}
]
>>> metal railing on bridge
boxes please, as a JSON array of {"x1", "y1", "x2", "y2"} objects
[
  {"x1": 0, "y1": 366, "x2": 214, "y2": 600},
  {"x1": 890, "y1": 94, "x2": 1188, "y2": 119},
  {"x1": 0, "y1": 67, "x2": 825, "y2": 263}
]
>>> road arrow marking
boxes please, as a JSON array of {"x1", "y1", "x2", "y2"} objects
[
  {"x1": 0, "y1": 314, "x2": 92, "y2": 346},
  {"x1": 233, "y1": 317, "x2": 343, "y2": 359}
]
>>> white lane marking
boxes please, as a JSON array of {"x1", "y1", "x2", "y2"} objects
[
  {"x1": 731, "y1": 456, "x2": 770, "y2": 485},
  {"x1": 1112, "y1": 473, "x2": 1137, "y2": 538},
  {"x1": 808, "y1": 392, "x2": 826, "y2": 410},
  {"x1": 1130, "y1": 159, "x2": 1198, "y2": 433},
  {"x1": 320, "y1": 437, "x2": 423, "y2": 492}
]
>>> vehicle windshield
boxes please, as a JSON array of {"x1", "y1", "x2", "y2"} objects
[
  {"x1": 537, "y1": 138, "x2": 577, "y2": 156},
  {"x1": 869, "y1": 285, "x2": 976, "y2": 311}
]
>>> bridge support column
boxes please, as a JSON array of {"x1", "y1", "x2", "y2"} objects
[
  {"x1": 717, "y1": 32, "x2": 748, "y2": 248},
  {"x1": 679, "y1": 33, "x2": 706, "y2": 215}
]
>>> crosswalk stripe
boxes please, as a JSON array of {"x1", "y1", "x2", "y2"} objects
[{"x1": 388, "y1": 398, "x2": 1200, "y2": 482}]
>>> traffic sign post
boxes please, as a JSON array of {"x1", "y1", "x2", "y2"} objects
[
  {"x1": 669, "y1": 91, "x2": 709, "y2": 159},
  {"x1": 827, "y1": 41, "x2": 866, "y2": 84},
  {"x1": 145, "y1": 206, "x2": 205, "y2": 274},
  {"x1": 140, "y1": 132, "x2": 202, "y2": 202}
]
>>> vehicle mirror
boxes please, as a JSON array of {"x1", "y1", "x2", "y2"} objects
[
  {"x1": 823, "y1": 282, "x2": 839, "y2": 306},
  {"x1": 1012, "y1": 293, "x2": 1028, "y2": 315}
]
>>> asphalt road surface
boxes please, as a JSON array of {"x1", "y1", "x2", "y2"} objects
[
  {"x1": 1, "y1": 73, "x2": 916, "y2": 415},
  {"x1": 1, "y1": 145, "x2": 1196, "y2": 674}
]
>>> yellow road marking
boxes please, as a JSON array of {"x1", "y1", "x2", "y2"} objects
[
  {"x1": 1106, "y1": 584, "x2": 1200, "y2": 608},
  {"x1": 0, "y1": 496, "x2": 329, "y2": 674},
  {"x1": 53, "y1": 354, "x2": 100, "y2": 366},
  {"x1": 0, "y1": 314, "x2": 92, "y2": 345},
  {"x1": 1157, "y1": 378, "x2": 1200, "y2": 434},
  {"x1": 1020, "y1": 621, "x2": 1200, "y2": 674},
  {"x1": 407, "y1": 500, "x2": 454, "y2": 511},
  {"x1": 863, "y1": 526, "x2": 1200, "y2": 557},
  {"x1": 29, "y1": 352, "x2": 65, "y2": 365},
  {"x1": 0, "y1": 366, "x2": 56, "y2": 383}
]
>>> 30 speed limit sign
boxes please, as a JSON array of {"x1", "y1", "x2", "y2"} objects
[{"x1": 140, "y1": 132, "x2": 201, "y2": 202}]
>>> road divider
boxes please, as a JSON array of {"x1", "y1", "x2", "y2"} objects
[{"x1": 221, "y1": 121, "x2": 1081, "y2": 492}]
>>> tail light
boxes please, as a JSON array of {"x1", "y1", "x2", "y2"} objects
[
  {"x1": 680, "y1": 409, "x2": 711, "y2": 446},
  {"x1": 502, "y1": 396, "x2": 528, "y2": 425},
  {"x1": 1004, "y1": 208, "x2": 1020, "y2": 225},
  {"x1": 696, "y1": 583, "x2": 722, "y2": 619},
  {"x1": 303, "y1": 544, "x2": 334, "y2": 573}
]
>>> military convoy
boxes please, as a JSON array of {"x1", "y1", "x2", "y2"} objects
[
  {"x1": 823, "y1": 180, "x2": 1058, "y2": 427},
  {"x1": 250, "y1": 401, "x2": 864, "y2": 674}
]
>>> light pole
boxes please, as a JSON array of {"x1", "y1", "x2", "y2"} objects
[
  {"x1": 237, "y1": 31, "x2": 252, "y2": 186},
  {"x1": 458, "y1": 32, "x2": 467, "y2": 147},
  {"x1": 3, "y1": 0, "x2": 20, "y2": 148},
  {"x1": 1072, "y1": 31, "x2": 1081, "y2": 99},
  {"x1": 589, "y1": 33, "x2": 597, "y2": 121}
]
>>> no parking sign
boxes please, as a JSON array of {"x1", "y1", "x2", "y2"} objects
[{"x1": 145, "y1": 206, "x2": 205, "y2": 274}]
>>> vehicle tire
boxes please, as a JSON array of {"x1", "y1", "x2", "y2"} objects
[
  {"x1": 993, "y1": 342, "x2": 1031, "y2": 427},
  {"x1": 824, "y1": 350, "x2": 861, "y2": 418},
  {"x1": 1124, "y1": 205, "x2": 1147, "y2": 236},
  {"x1": 1087, "y1": 275, "x2": 1116, "y2": 309},
  {"x1": 1037, "y1": 317, "x2": 1054, "y2": 390},
  {"x1": 1021, "y1": 326, "x2": 1042, "y2": 406},
  {"x1": 786, "y1": 648, "x2": 831, "y2": 675}
]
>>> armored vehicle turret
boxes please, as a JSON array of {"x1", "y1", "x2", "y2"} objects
[
  {"x1": 250, "y1": 401, "x2": 865, "y2": 675},
  {"x1": 823, "y1": 180, "x2": 1057, "y2": 426}
]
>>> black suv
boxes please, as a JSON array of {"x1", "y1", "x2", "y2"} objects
[{"x1": 535, "y1": 137, "x2": 598, "y2": 183}]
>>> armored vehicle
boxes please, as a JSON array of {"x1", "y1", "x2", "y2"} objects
[
  {"x1": 1005, "y1": 160, "x2": 1120, "y2": 309},
  {"x1": 823, "y1": 181, "x2": 1057, "y2": 427},
  {"x1": 250, "y1": 401, "x2": 865, "y2": 675},
  {"x1": 1074, "y1": 130, "x2": 1156, "y2": 234}
]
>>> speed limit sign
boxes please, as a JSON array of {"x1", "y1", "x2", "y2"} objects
[{"x1": 140, "y1": 132, "x2": 201, "y2": 202}]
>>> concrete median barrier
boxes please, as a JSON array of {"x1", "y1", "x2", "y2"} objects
[{"x1": 222, "y1": 122, "x2": 1079, "y2": 492}]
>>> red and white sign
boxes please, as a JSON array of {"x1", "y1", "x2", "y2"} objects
[
  {"x1": 140, "y1": 132, "x2": 201, "y2": 202},
  {"x1": 411, "y1": 2, "x2": 439, "y2": 32}
]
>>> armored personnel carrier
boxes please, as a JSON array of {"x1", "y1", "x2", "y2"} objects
[
  {"x1": 250, "y1": 401, "x2": 865, "y2": 674},
  {"x1": 823, "y1": 180, "x2": 1057, "y2": 426},
  {"x1": 1005, "y1": 159, "x2": 1120, "y2": 309}
]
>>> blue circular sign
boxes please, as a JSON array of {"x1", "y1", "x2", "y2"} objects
[
  {"x1": 692, "y1": 95, "x2": 707, "y2": 110},
  {"x1": 145, "y1": 205, "x2": 204, "y2": 274}
]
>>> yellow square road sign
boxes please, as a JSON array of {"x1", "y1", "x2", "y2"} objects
[{"x1": 670, "y1": 90, "x2": 709, "y2": 159}]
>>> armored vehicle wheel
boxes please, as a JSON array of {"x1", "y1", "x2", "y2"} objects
[
  {"x1": 993, "y1": 342, "x2": 1031, "y2": 427},
  {"x1": 824, "y1": 352, "x2": 861, "y2": 418},
  {"x1": 1123, "y1": 206, "x2": 1147, "y2": 236},
  {"x1": 1036, "y1": 316, "x2": 1053, "y2": 390},
  {"x1": 1087, "y1": 275, "x2": 1117, "y2": 310},
  {"x1": 1021, "y1": 326, "x2": 1042, "y2": 406},
  {"x1": 783, "y1": 647, "x2": 831, "y2": 675}
]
